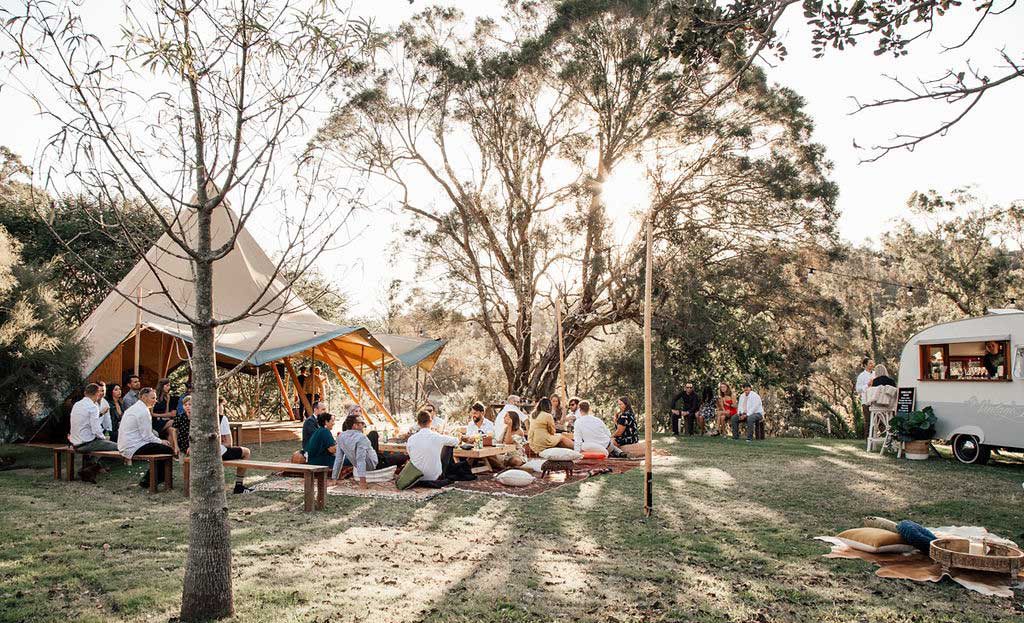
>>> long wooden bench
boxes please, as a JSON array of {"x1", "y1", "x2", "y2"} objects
[
  {"x1": 182, "y1": 457, "x2": 328, "y2": 512},
  {"x1": 25, "y1": 443, "x2": 173, "y2": 493}
]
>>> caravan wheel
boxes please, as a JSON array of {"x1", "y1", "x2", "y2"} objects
[{"x1": 952, "y1": 435, "x2": 991, "y2": 465}]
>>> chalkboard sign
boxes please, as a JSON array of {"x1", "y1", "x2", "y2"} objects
[{"x1": 896, "y1": 387, "x2": 916, "y2": 416}]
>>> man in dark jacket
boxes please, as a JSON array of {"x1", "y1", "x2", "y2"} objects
[{"x1": 670, "y1": 383, "x2": 701, "y2": 436}]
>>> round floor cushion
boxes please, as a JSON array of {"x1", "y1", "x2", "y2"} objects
[
  {"x1": 538, "y1": 447, "x2": 583, "y2": 461},
  {"x1": 496, "y1": 469, "x2": 535, "y2": 487}
]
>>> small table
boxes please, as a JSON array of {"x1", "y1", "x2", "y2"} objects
[{"x1": 379, "y1": 442, "x2": 512, "y2": 473}]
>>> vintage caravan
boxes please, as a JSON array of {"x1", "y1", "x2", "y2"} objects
[{"x1": 897, "y1": 310, "x2": 1024, "y2": 464}]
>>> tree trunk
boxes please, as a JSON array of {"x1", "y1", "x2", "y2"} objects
[{"x1": 180, "y1": 203, "x2": 233, "y2": 620}]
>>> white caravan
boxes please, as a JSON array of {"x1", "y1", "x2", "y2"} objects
[{"x1": 897, "y1": 310, "x2": 1024, "y2": 464}]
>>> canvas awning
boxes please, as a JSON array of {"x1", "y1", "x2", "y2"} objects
[{"x1": 373, "y1": 334, "x2": 448, "y2": 372}]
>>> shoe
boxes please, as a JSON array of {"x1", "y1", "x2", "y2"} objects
[
  {"x1": 233, "y1": 483, "x2": 254, "y2": 495},
  {"x1": 746, "y1": 439, "x2": 751, "y2": 443},
  {"x1": 138, "y1": 478, "x2": 150, "y2": 489}
]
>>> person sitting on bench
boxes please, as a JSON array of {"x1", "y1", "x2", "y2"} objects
[
  {"x1": 217, "y1": 398, "x2": 252, "y2": 494},
  {"x1": 117, "y1": 387, "x2": 173, "y2": 488},
  {"x1": 70, "y1": 383, "x2": 119, "y2": 471},
  {"x1": 305, "y1": 411, "x2": 337, "y2": 469},
  {"x1": 333, "y1": 408, "x2": 406, "y2": 487},
  {"x1": 572, "y1": 400, "x2": 628, "y2": 458},
  {"x1": 294, "y1": 401, "x2": 327, "y2": 463}
]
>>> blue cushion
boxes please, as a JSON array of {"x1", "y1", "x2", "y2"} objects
[{"x1": 897, "y1": 520, "x2": 937, "y2": 553}]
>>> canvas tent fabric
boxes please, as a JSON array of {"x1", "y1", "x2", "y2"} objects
[
  {"x1": 373, "y1": 334, "x2": 447, "y2": 372},
  {"x1": 75, "y1": 199, "x2": 395, "y2": 380}
]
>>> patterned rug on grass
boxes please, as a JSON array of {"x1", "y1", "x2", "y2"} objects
[
  {"x1": 252, "y1": 477, "x2": 447, "y2": 502},
  {"x1": 451, "y1": 457, "x2": 643, "y2": 499}
]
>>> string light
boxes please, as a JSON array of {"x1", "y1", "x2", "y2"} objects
[{"x1": 800, "y1": 264, "x2": 939, "y2": 297}]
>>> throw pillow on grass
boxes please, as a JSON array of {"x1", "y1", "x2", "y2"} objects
[
  {"x1": 495, "y1": 469, "x2": 535, "y2": 487},
  {"x1": 896, "y1": 520, "x2": 937, "y2": 553},
  {"x1": 538, "y1": 447, "x2": 583, "y2": 461},
  {"x1": 395, "y1": 462, "x2": 423, "y2": 490},
  {"x1": 837, "y1": 527, "x2": 915, "y2": 553},
  {"x1": 521, "y1": 458, "x2": 546, "y2": 473}
]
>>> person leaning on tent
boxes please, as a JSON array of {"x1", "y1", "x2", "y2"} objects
[
  {"x1": 69, "y1": 383, "x2": 119, "y2": 474},
  {"x1": 117, "y1": 387, "x2": 173, "y2": 488},
  {"x1": 332, "y1": 408, "x2": 407, "y2": 488}
]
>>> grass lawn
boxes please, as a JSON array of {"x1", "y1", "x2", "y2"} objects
[{"x1": 1, "y1": 435, "x2": 1022, "y2": 623}]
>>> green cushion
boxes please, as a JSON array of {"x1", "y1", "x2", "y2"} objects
[{"x1": 395, "y1": 461, "x2": 423, "y2": 490}]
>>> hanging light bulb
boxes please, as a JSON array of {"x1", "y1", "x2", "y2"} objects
[
  {"x1": 807, "y1": 267, "x2": 815, "y2": 276},
  {"x1": 907, "y1": 286, "x2": 915, "y2": 296}
]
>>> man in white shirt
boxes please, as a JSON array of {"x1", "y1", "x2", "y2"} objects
[
  {"x1": 492, "y1": 394, "x2": 523, "y2": 443},
  {"x1": 117, "y1": 387, "x2": 172, "y2": 488},
  {"x1": 572, "y1": 400, "x2": 627, "y2": 457},
  {"x1": 407, "y1": 409, "x2": 460, "y2": 482},
  {"x1": 732, "y1": 382, "x2": 765, "y2": 442},
  {"x1": 96, "y1": 381, "x2": 114, "y2": 435},
  {"x1": 70, "y1": 383, "x2": 119, "y2": 453},
  {"x1": 464, "y1": 401, "x2": 495, "y2": 438}
]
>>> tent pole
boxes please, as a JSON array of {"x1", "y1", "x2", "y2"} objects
[
  {"x1": 322, "y1": 358, "x2": 375, "y2": 426},
  {"x1": 270, "y1": 363, "x2": 292, "y2": 421},
  {"x1": 643, "y1": 210, "x2": 654, "y2": 518},
  {"x1": 328, "y1": 345, "x2": 398, "y2": 432},
  {"x1": 133, "y1": 287, "x2": 141, "y2": 376},
  {"x1": 283, "y1": 358, "x2": 314, "y2": 418},
  {"x1": 555, "y1": 290, "x2": 570, "y2": 412}
]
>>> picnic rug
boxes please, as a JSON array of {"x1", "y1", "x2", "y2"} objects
[
  {"x1": 451, "y1": 457, "x2": 644, "y2": 499},
  {"x1": 815, "y1": 526, "x2": 1024, "y2": 598},
  {"x1": 252, "y1": 477, "x2": 447, "y2": 502}
]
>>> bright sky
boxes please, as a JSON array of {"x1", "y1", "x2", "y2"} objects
[{"x1": 2, "y1": 1, "x2": 1022, "y2": 318}]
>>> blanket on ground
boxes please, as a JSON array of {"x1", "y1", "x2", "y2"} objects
[{"x1": 815, "y1": 526, "x2": 1024, "y2": 598}]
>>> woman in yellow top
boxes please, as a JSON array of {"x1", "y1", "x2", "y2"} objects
[{"x1": 527, "y1": 397, "x2": 574, "y2": 453}]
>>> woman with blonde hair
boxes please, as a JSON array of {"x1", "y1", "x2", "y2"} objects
[
  {"x1": 527, "y1": 397, "x2": 573, "y2": 453},
  {"x1": 716, "y1": 382, "x2": 737, "y2": 437}
]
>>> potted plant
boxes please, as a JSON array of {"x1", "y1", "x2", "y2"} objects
[{"x1": 888, "y1": 406, "x2": 937, "y2": 460}]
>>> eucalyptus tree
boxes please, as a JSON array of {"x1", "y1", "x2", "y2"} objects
[
  {"x1": 1, "y1": 1, "x2": 372, "y2": 619},
  {"x1": 318, "y1": 0, "x2": 837, "y2": 396}
]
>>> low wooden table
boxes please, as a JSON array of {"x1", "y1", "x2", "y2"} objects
[
  {"x1": 182, "y1": 457, "x2": 329, "y2": 511},
  {"x1": 379, "y1": 442, "x2": 512, "y2": 473}
]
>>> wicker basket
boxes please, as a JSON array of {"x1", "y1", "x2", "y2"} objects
[
  {"x1": 904, "y1": 440, "x2": 929, "y2": 460},
  {"x1": 929, "y1": 538, "x2": 1024, "y2": 577}
]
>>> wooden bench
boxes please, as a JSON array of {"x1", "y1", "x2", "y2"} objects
[
  {"x1": 24, "y1": 443, "x2": 173, "y2": 493},
  {"x1": 182, "y1": 458, "x2": 328, "y2": 512}
]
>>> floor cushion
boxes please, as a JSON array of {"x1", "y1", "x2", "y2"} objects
[
  {"x1": 581, "y1": 451, "x2": 607, "y2": 460},
  {"x1": 580, "y1": 442, "x2": 609, "y2": 457},
  {"x1": 538, "y1": 447, "x2": 583, "y2": 461},
  {"x1": 495, "y1": 469, "x2": 535, "y2": 487},
  {"x1": 837, "y1": 527, "x2": 915, "y2": 553},
  {"x1": 364, "y1": 465, "x2": 397, "y2": 483},
  {"x1": 896, "y1": 520, "x2": 938, "y2": 552},
  {"x1": 521, "y1": 458, "x2": 546, "y2": 473},
  {"x1": 395, "y1": 462, "x2": 423, "y2": 490}
]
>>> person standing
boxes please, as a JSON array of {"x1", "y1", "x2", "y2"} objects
[
  {"x1": 670, "y1": 383, "x2": 701, "y2": 436},
  {"x1": 312, "y1": 366, "x2": 328, "y2": 405},
  {"x1": 732, "y1": 382, "x2": 764, "y2": 442},
  {"x1": 107, "y1": 383, "x2": 125, "y2": 442},
  {"x1": 855, "y1": 358, "x2": 875, "y2": 437},
  {"x1": 121, "y1": 375, "x2": 142, "y2": 409},
  {"x1": 296, "y1": 366, "x2": 310, "y2": 419},
  {"x1": 117, "y1": 387, "x2": 173, "y2": 487}
]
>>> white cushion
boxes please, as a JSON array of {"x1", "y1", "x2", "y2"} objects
[
  {"x1": 836, "y1": 537, "x2": 916, "y2": 554},
  {"x1": 580, "y1": 442, "x2": 609, "y2": 457},
  {"x1": 521, "y1": 458, "x2": 546, "y2": 473},
  {"x1": 495, "y1": 469, "x2": 535, "y2": 487},
  {"x1": 538, "y1": 447, "x2": 583, "y2": 461},
  {"x1": 363, "y1": 465, "x2": 397, "y2": 483}
]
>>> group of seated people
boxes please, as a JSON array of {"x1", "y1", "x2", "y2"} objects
[
  {"x1": 69, "y1": 380, "x2": 253, "y2": 493},
  {"x1": 293, "y1": 393, "x2": 639, "y2": 488}
]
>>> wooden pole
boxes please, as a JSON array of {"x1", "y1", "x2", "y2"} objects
[
  {"x1": 643, "y1": 211, "x2": 654, "y2": 518},
  {"x1": 321, "y1": 357, "x2": 375, "y2": 426},
  {"x1": 283, "y1": 358, "x2": 314, "y2": 417},
  {"x1": 554, "y1": 291, "x2": 570, "y2": 411},
  {"x1": 133, "y1": 287, "x2": 142, "y2": 376},
  {"x1": 270, "y1": 363, "x2": 292, "y2": 420},
  {"x1": 256, "y1": 366, "x2": 263, "y2": 449},
  {"x1": 329, "y1": 345, "x2": 398, "y2": 431}
]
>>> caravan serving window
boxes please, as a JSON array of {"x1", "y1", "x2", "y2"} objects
[{"x1": 918, "y1": 340, "x2": 1011, "y2": 381}]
